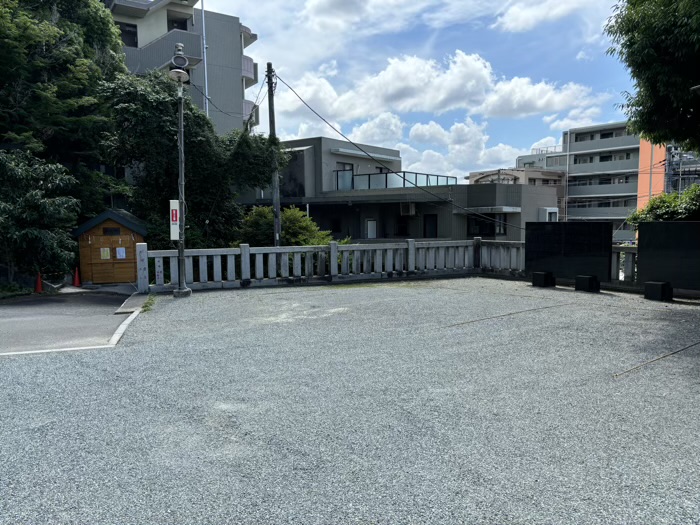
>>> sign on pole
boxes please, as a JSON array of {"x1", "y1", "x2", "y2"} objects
[{"x1": 170, "y1": 200, "x2": 179, "y2": 241}]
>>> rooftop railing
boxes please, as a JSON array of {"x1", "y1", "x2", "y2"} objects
[{"x1": 334, "y1": 171, "x2": 457, "y2": 191}]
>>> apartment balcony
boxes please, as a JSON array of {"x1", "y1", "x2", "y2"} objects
[
  {"x1": 241, "y1": 25, "x2": 258, "y2": 48},
  {"x1": 567, "y1": 182, "x2": 638, "y2": 197},
  {"x1": 335, "y1": 171, "x2": 457, "y2": 191},
  {"x1": 123, "y1": 29, "x2": 202, "y2": 75},
  {"x1": 243, "y1": 100, "x2": 259, "y2": 127},
  {"x1": 566, "y1": 206, "x2": 636, "y2": 219},
  {"x1": 242, "y1": 55, "x2": 258, "y2": 89},
  {"x1": 569, "y1": 159, "x2": 639, "y2": 175},
  {"x1": 568, "y1": 135, "x2": 639, "y2": 153}
]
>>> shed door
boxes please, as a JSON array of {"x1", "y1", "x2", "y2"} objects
[{"x1": 88, "y1": 229, "x2": 137, "y2": 284}]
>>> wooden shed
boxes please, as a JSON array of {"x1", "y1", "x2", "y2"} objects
[{"x1": 73, "y1": 209, "x2": 147, "y2": 285}]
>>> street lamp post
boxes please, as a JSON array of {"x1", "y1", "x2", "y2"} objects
[{"x1": 169, "y1": 44, "x2": 192, "y2": 298}]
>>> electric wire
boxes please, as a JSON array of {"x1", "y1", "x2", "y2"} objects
[{"x1": 274, "y1": 73, "x2": 525, "y2": 231}]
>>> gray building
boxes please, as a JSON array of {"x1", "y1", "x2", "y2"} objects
[
  {"x1": 103, "y1": 0, "x2": 259, "y2": 134},
  {"x1": 516, "y1": 122, "x2": 640, "y2": 242},
  {"x1": 239, "y1": 137, "x2": 559, "y2": 242}
]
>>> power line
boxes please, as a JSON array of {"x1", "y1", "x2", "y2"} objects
[{"x1": 274, "y1": 74, "x2": 524, "y2": 231}]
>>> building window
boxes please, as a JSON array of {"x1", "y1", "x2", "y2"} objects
[
  {"x1": 376, "y1": 166, "x2": 390, "y2": 174},
  {"x1": 547, "y1": 211, "x2": 558, "y2": 222},
  {"x1": 495, "y1": 214, "x2": 506, "y2": 235},
  {"x1": 599, "y1": 155, "x2": 613, "y2": 162},
  {"x1": 336, "y1": 162, "x2": 353, "y2": 191},
  {"x1": 168, "y1": 18, "x2": 188, "y2": 32},
  {"x1": 600, "y1": 131, "x2": 613, "y2": 139},
  {"x1": 117, "y1": 22, "x2": 138, "y2": 48},
  {"x1": 529, "y1": 179, "x2": 537, "y2": 185},
  {"x1": 103, "y1": 227, "x2": 121, "y2": 236}
]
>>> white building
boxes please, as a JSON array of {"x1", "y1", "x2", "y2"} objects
[{"x1": 103, "y1": 0, "x2": 259, "y2": 134}]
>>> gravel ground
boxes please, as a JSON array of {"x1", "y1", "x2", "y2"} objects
[{"x1": 2, "y1": 278, "x2": 700, "y2": 524}]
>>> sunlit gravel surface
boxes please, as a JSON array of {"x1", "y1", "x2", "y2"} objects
[{"x1": 2, "y1": 278, "x2": 700, "y2": 524}]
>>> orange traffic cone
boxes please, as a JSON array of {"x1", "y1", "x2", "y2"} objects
[
  {"x1": 34, "y1": 272, "x2": 43, "y2": 294},
  {"x1": 73, "y1": 267, "x2": 81, "y2": 287}
]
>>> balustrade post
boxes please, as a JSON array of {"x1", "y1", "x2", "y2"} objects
[
  {"x1": 240, "y1": 244, "x2": 251, "y2": 281},
  {"x1": 611, "y1": 251, "x2": 621, "y2": 281},
  {"x1": 407, "y1": 239, "x2": 416, "y2": 272},
  {"x1": 136, "y1": 243, "x2": 149, "y2": 293},
  {"x1": 473, "y1": 237, "x2": 482, "y2": 269},
  {"x1": 330, "y1": 242, "x2": 339, "y2": 278}
]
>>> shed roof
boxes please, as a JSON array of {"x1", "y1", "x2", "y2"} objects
[{"x1": 73, "y1": 209, "x2": 148, "y2": 237}]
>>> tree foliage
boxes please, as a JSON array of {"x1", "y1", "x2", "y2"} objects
[
  {"x1": 100, "y1": 72, "x2": 284, "y2": 249},
  {"x1": 0, "y1": 152, "x2": 79, "y2": 282},
  {"x1": 0, "y1": 0, "x2": 126, "y2": 219},
  {"x1": 606, "y1": 0, "x2": 700, "y2": 150},
  {"x1": 237, "y1": 206, "x2": 333, "y2": 247},
  {"x1": 628, "y1": 183, "x2": 700, "y2": 227}
]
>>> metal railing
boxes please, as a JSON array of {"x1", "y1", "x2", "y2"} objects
[
  {"x1": 136, "y1": 239, "x2": 524, "y2": 293},
  {"x1": 334, "y1": 171, "x2": 458, "y2": 191}
]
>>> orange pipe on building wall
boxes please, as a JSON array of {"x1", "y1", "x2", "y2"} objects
[{"x1": 637, "y1": 140, "x2": 666, "y2": 209}]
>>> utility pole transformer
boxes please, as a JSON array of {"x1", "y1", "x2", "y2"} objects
[{"x1": 267, "y1": 62, "x2": 281, "y2": 247}]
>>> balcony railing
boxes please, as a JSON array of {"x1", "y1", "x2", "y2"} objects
[{"x1": 334, "y1": 171, "x2": 457, "y2": 191}]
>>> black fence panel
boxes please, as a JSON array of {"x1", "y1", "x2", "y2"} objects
[
  {"x1": 638, "y1": 222, "x2": 700, "y2": 290},
  {"x1": 525, "y1": 222, "x2": 613, "y2": 281}
]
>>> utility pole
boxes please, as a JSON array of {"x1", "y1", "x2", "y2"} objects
[
  {"x1": 267, "y1": 62, "x2": 281, "y2": 247},
  {"x1": 200, "y1": 0, "x2": 210, "y2": 117}
]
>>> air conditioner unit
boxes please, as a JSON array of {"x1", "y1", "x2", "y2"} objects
[{"x1": 400, "y1": 202, "x2": 416, "y2": 216}]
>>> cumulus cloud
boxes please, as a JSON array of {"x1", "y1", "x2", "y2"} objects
[
  {"x1": 276, "y1": 51, "x2": 604, "y2": 125},
  {"x1": 348, "y1": 113, "x2": 404, "y2": 148},
  {"x1": 547, "y1": 107, "x2": 602, "y2": 131},
  {"x1": 492, "y1": 0, "x2": 591, "y2": 32}
]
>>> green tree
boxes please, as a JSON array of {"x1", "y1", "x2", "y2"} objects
[
  {"x1": 628, "y1": 183, "x2": 700, "y2": 227},
  {"x1": 606, "y1": 0, "x2": 700, "y2": 150},
  {"x1": 100, "y1": 72, "x2": 283, "y2": 249},
  {"x1": 0, "y1": 0, "x2": 126, "y2": 219},
  {"x1": 0, "y1": 152, "x2": 79, "y2": 283},
  {"x1": 237, "y1": 206, "x2": 333, "y2": 247}
]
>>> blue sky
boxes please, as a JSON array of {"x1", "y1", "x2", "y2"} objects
[{"x1": 200, "y1": 0, "x2": 634, "y2": 178}]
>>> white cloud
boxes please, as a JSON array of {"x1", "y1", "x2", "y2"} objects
[
  {"x1": 492, "y1": 0, "x2": 592, "y2": 32},
  {"x1": 475, "y1": 77, "x2": 604, "y2": 118},
  {"x1": 547, "y1": 107, "x2": 603, "y2": 131},
  {"x1": 348, "y1": 113, "x2": 404, "y2": 148},
  {"x1": 576, "y1": 50, "x2": 592, "y2": 61},
  {"x1": 276, "y1": 51, "x2": 606, "y2": 125},
  {"x1": 530, "y1": 136, "x2": 560, "y2": 150}
]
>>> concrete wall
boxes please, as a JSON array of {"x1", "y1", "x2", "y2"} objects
[
  {"x1": 637, "y1": 140, "x2": 666, "y2": 209},
  {"x1": 282, "y1": 138, "x2": 402, "y2": 196},
  {"x1": 190, "y1": 9, "x2": 245, "y2": 134}
]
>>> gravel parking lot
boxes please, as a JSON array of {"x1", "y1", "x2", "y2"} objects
[{"x1": 2, "y1": 278, "x2": 700, "y2": 524}]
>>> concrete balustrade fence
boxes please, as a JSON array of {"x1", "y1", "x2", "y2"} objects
[
  {"x1": 135, "y1": 239, "x2": 640, "y2": 294},
  {"x1": 136, "y1": 238, "x2": 527, "y2": 294}
]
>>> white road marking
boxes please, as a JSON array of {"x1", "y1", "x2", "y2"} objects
[{"x1": 1, "y1": 309, "x2": 141, "y2": 357}]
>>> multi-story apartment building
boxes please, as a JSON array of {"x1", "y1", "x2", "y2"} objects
[
  {"x1": 515, "y1": 122, "x2": 666, "y2": 243},
  {"x1": 103, "y1": 0, "x2": 259, "y2": 134}
]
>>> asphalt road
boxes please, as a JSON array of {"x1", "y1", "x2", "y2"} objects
[
  {"x1": 2, "y1": 279, "x2": 700, "y2": 524},
  {"x1": 0, "y1": 294, "x2": 128, "y2": 354}
]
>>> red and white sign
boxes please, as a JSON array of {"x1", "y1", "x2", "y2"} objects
[{"x1": 170, "y1": 200, "x2": 179, "y2": 241}]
